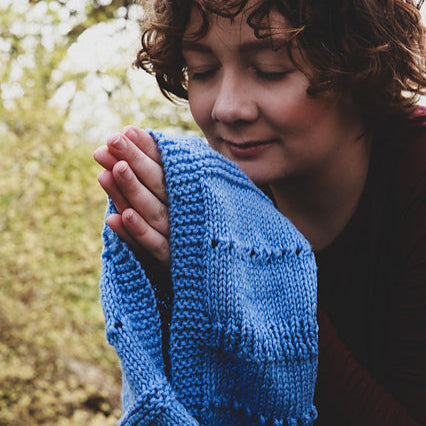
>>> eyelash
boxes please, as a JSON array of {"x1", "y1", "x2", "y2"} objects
[
  {"x1": 254, "y1": 69, "x2": 289, "y2": 81},
  {"x1": 188, "y1": 67, "x2": 290, "y2": 81},
  {"x1": 190, "y1": 68, "x2": 218, "y2": 80}
]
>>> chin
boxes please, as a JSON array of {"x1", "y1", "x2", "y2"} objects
[
  {"x1": 241, "y1": 171, "x2": 274, "y2": 186},
  {"x1": 235, "y1": 165, "x2": 274, "y2": 184}
]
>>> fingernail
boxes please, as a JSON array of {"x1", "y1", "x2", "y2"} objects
[
  {"x1": 112, "y1": 135, "x2": 126, "y2": 151},
  {"x1": 93, "y1": 146, "x2": 102, "y2": 160},
  {"x1": 125, "y1": 210, "x2": 137, "y2": 224},
  {"x1": 118, "y1": 162, "x2": 131, "y2": 180},
  {"x1": 124, "y1": 127, "x2": 138, "y2": 140}
]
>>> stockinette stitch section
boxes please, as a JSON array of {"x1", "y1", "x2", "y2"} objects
[{"x1": 100, "y1": 130, "x2": 318, "y2": 425}]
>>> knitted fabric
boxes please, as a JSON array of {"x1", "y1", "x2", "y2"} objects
[{"x1": 100, "y1": 130, "x2": 319, "y2": 425}]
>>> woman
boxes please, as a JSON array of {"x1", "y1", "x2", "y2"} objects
[{"x1": 94, "y1": 0, "x2": 426, "y2": 423}]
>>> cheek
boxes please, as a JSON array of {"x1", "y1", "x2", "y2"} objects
[
  {"x1": 261, "y1": 76, "x2": 327, "y2": 129},
  {"x1": 188, "y1": 87, "x2": 212, "y2": 131},
  {"x1": 271, "y1": 95, "x2": 320, "y2": 127}
]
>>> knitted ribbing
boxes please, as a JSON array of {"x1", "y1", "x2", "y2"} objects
[{"x1": 100, "y1": 131, "x2": 318, "y2": 425}]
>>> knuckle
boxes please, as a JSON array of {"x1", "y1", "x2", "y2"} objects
[
  {"x1": 152, "y1": 203, "x2": 169, "y2": 225},
  {"x1": 128, "y1": 143, "x2": 143, "y2": 162},
  {"x1": 133, "y1": 222, "x2": 150, "y2": 241},
  {"x1": 141, "y1": 134, "x2": 159, "y2": 156},
  {"x1": 155, "y1": 240, "x2": 170, "y2": 259},
  {"x1": 129, "y1": 150, "x2": 149, "y2": 173},
  {"x1": 153, "y1": 180, "x2": 168, "y2": 202}
]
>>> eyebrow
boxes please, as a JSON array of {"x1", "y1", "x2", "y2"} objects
[{"x1": 181, "y1": 37, "x2": 288, "y2": 54}]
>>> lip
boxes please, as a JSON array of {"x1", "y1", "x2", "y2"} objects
[{"x1": 221, "y1": 138, "x2": 275, "y2": 158}]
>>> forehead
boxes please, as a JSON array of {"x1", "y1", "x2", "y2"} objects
[{"x1": 183, "y1": 3, "x2": 291, "y2": 42}]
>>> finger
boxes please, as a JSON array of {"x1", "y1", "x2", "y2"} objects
[
  {"x1": 106, "y1": 213, "x2": 140, "y2": 252},
  {"x1": 93, "y1": 145, "x2": 118, "y2": 171},
  {"x1": 122, "y1": 208, "x2": 170, "y2": 266},
  {"x1": 107, "y1": 133, "x2": 168, "y2": 204},
  {"x1": 97, "y1": 170, "x2": 131, "y2": 214},
  {"x1": 121, "y1": 126, "x2": 162, "y2": 164},
  {"x1": 112, "y1": 161, "x2": 169, "y2": 237}
]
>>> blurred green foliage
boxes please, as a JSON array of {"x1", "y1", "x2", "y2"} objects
[
  {"x1": 0, "y1": 108, "x2": 122, "y2": 424},
  {"x1": 0, "y1": 0, "x2": 198, "y2": 424}
]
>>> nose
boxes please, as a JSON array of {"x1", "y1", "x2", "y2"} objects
[{"x1": 211, "y1": 71, "x2": 259, "y2": 124}]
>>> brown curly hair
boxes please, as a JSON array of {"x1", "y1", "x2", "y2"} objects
[{"x1": 135, "y1": 0, "x2": 426, "y2": 126}]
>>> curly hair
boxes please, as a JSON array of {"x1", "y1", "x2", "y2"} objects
[{"x1": 135, "y1": 0, "x2": 426, "y2": 125}]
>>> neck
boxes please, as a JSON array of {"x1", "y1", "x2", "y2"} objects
[{"x1": 269, "y1": 135, "x2": 371, "y2": 252}]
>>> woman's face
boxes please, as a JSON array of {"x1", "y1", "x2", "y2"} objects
[{"x1": 182, "y1": 7, "x2": 365, "y2": 186}]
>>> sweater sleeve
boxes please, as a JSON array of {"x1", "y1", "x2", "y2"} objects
[
  {"x1": 114, "y1": 330, "x2": 199, "y2": 426},
  {"x1": 100, "y1": 201, "x2": 199, "y2": 425},
  {"x1": 315, "y1": 126, "x2": 426, "y2": 425}
]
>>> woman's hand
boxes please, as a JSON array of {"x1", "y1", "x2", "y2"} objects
[{"x1": 93, "y1": 127, "x2": 170, "y2": 265}]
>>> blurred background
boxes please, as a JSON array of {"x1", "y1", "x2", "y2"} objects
[
  {"x1": 0, "y1": 0, "x2": 198, "y2": 424},
  {"x1": 0, "y1": 1, "x2": 425, "y2": 425}
]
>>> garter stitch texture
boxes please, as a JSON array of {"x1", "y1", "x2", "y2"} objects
[{"x1": 100, "y1": 130, "x2": 318, "y2": 425}]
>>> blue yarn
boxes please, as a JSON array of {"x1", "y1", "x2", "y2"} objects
[{"x1": 100, "y1": 131, "x2": 319, "y2": 425}]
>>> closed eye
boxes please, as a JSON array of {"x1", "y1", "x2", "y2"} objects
[
  {"x1": 254, "y1": 69, "x2": 291, "y2": 81},
  {"x1": 188, "y1": 67, "x2": 219, "y2": 81}
]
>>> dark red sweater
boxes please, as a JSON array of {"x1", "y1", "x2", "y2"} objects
[{"x1": 314, "y1": 107, "x2": 426, "y2": 425}]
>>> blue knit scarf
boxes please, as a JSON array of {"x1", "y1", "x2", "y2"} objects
[{"x1": 100, "y1": 131, "x2": 318, "y2": 425}]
